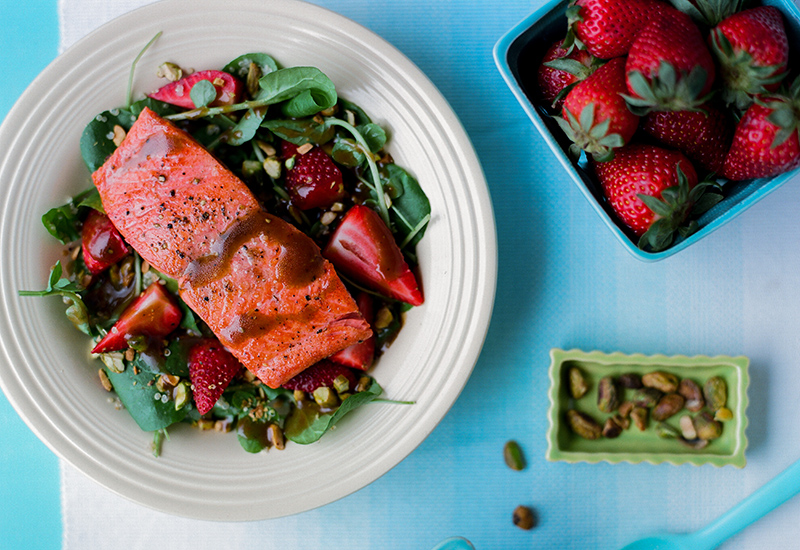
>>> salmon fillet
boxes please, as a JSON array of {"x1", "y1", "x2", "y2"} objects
[{"x1": 92, "y1": 107, "x2": 372, "y2": 388}]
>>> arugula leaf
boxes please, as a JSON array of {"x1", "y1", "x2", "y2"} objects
[
  {"x1": 18, "y1": 262, "x2": 91, "y2": 335},
  {"x1": 104, "y1": 365, "x2": 188, "y2": 432},
  {"x1": 284, "y1": 380, "x2": 383, "y2": 444}
]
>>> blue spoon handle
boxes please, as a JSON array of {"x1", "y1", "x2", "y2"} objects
[{"x1": 696, "y1": 457, "x2": 800, "y2": 548}]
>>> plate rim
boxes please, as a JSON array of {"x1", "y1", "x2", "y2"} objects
[{"x1": 0, "y1": 0, "x2": 497, "y2": 520}]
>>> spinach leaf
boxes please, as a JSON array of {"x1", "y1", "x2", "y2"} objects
[
  {"x1": 41, "y1": 187, "x2": 102, "y2": 244},
  {"x1": 383, "y1": 164, "x2": 431, "y2": 247},
  {"x1": 338, "y1": 98, "x2": 372, "y2": 125},
  {"x1": 191, "y1": 80, "x2": 217, "y2": 108},
  {"x1": 358, "y1": 123, "x2": 387, "y2": 153},
  {"x1": 18, "y1": 262, "x2": 91, "y2": 335},
  {"x1": 261, "y1": 118, "x2": 335, "y2": 146},
  {"x1": 224, "y1": 107, "x2": 267, "y2": 147},
  {"x1": 130, "y1": 338, "x2": 191, "y2": 377},
  {"x1": 222, "y1": 53, "x2": 279, "y2": 80},
  {"x1": 80, "y1": 98, "x2": 176, "y2": 172},
  {"x1": 331, "y1": 138, "x2": 365, "y2": 167},
  {"x1": 104, "y1": 365, "x2": 187, "y2": 432},
  {"x1": 258, "y1": 67, "x2": 337, "y2": 118},
  {"x1": 285, "y1": 380, "x2": 383, "y2": 444}
]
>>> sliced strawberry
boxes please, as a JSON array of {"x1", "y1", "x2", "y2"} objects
[
  {"x1": 188, "y1": 338, "x2": 243, "y2": 415},
  {"x1": 281, "y1": 360, "x2": 357, "y2": 393},
  {"x1": 282, "y1": 141, "x2": 345, "y2": 210},
  {"x1": 91, "y1": 282, "x2": 182, "y2": 354},
  {"x1": 330, "y1": 292, "x2": 375, "y2": 371},
  {"x1": 323, "y1": 205, "x2": 423, "y2": 306},
  {"x1": 148, "y1": 70, "x2": 244, "y2": 109},
  {"x1": 81, "y1": 209, "x2": 130, "y2": 275}
]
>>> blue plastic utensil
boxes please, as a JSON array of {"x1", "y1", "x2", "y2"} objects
[
  {"x1": 429, "y1": 537, "x2": 474, "y2": 550},
  {"x1": 620, "y1": 457, "x2": 800, "y2": 549}
]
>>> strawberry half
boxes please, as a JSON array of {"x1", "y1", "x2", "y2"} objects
[
  {"x1": 148, "y1": 70, "x2": 244, "y2": 109},
  {"x1": 281, "y1": 360, "x2": 357, "y2": 393},
  {"x1": 329, "y1": 292, "x2": 375, "y2": 371},
  {"x1": 722, "y1": 86, "x2": 800, "y2": 181},
  {"x1": 91, "y1": 282, "x2": 182, "y2": 354},
  {"x1": 188, "y1": 339, "x2": 243, "y2": 415},
  {"x1": 323, "y1": 205, "x2": 423, "y2": 306},
  {"x1": 709, "y1": 6, "x2": 789, "y2": 110},
  {"x1": 282, "y1": 141, "x2": 346, "y2": 210},
  {"x1": 81, "y1": 209, "x2": 130, "y2": 275},
  {"x1": 595, "y1": 144, "x2": 720, "y2": 251},
  {"x1": 557, "y1": 57, "x2": 640, "y2": 162},
  {"x1": 624, "y1": 8, "x2": 716, "y2": 114}
]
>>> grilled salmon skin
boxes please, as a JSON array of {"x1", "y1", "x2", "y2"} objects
[{"x1": 92, "y1": 107, "x2": 372, "y2": 388}]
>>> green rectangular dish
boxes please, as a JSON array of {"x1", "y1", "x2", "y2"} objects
[{"x1": 546, "y1": 349, "x2": 749, "y2": 468}]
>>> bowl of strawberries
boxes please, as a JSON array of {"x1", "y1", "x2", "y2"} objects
[{"x1": 494, "y1": 0, "x2": 800, "y2": 260}]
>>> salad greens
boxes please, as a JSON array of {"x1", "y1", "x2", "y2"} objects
[{"x1": 21, "y1": 43, "x2": 428, "y2": 456}]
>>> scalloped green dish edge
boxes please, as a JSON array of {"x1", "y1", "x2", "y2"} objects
[{"x1": 546, "y1": 349, "x2": 749, "y2": 468}]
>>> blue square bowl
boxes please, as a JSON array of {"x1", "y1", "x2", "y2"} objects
[{"x1": 494, "y1": 0, "x2": 800, "y2": 261}]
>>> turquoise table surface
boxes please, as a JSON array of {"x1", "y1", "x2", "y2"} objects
[{"x1": 4, "y1": 0, "x2": 800, "y2": 549}]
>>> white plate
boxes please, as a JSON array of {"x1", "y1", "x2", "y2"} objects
[{"x1": 0, "y1": 0, "x2": 496, "y2": 520}]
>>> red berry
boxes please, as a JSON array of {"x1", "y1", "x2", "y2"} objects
[
  {"x1": 148, "y1": 70, "x2": 244, "y2": 109},
  {"x1": 81, "y1": 209, "x2": 130, "y2": 275},
  {"x1": 558, "y1": 57, "x2": 639, "y2": 161},
  {"x1": 282, "y1": 141, "x2": 346, "y2": 210},
  {"x1": 282, "y1": 360, "x2": 357, "y2": 393},
  {"x1": 188, "y1": 339, "x2": 243, "y2": 415},
  {"x1": 91, "y1": 282, "x2": 182, "y2": 354},
  {"x1": 323, "y1": 205, "x2": 423, "y2": 306}
]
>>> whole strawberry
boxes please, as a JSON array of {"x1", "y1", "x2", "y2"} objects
[
  {"x1": 722, "y1": 82, "x2": 800, "y2": 181},
  {"x1": 557, "y1": 57, "x2": 640, "y2": 161},
  {"x1": 281, "y1": 360, "x2": 357, "y2": 393},
  {"x1": 537, "y1": 39, "x2": 595, "y2": 109},
  {"x1": 188, "y1": 339, "x2": 243, "y2": 415},
  {"x1": 641, "y1": 102, "x2": 732, "y2": 174},
  {"x1": 282, "y1": 141, "x2": 345, "y2": 210},
  {"x1": 709, "y1": 6, "x2": 789, "y2": 110},
  {"x1": 624, "y1": 7, "x2": 716, "y2": 113},
  {"x1": 595, "y1": 144, "x2": 719, "y2": 250},
  {"x1": 564, "y1": 0, "x2": 668, "y2": 59}
]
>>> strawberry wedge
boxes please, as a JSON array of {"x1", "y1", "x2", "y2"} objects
[
  {"x1": 323, "y1": 205, "x2": 423, "y2": 306},
  {"x1": 330, "y1": 291, "x2": 375, "y2": 370},
  {"x1": 92, "y1": 282, "x2": 182, "y2": 354},
  {"x1": 81, "y1": 209, "x2": 130, "y2": 275},
  {"x1": 92, "y1": 107, "x2": 372, "y2": 388},
  {"x1": 148, "y1": 70, "x2": 244, "y2": 109}
]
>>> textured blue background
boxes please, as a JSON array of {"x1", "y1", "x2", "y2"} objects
[{"x1": 4, "y1": 0, "x2": 800, "y2": 548}]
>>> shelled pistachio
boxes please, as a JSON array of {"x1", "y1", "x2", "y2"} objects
[
  {"x1": 642, "y1": 371, "x2": 679, "y2": 393},
  {"x1": 678, "y1": 379, "x2": 705, "y2": 412},
  {"x1": 568, "y1": 366, "x2": 589, "y2": 399}
]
